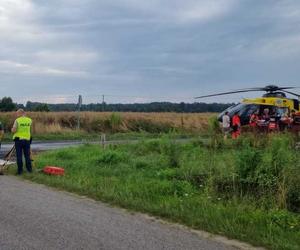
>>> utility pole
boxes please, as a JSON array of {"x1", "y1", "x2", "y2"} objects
[
  {"x1": 101, "y1": 95, "x2": 106, "y2": 147},
  {"x1": 77, "y1": 95, "x2": 82, "y2": 130},
  {"x1": 102, "y1": 95, "x2": 105, "y2": 112}
]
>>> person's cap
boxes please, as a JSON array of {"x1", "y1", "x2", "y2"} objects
[{"x1": 16, "y1": 109, "x2": 25, "y2": 114}]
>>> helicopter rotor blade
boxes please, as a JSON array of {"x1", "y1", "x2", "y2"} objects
[
  {"x1": 195, "y1": 89, "x2": 263, "y2": 99},
  {"x1": 195, "y1": 85, "x2": 300, "y2": 99},
  {"x1": 235, "y1": 88, "x2": 267, "y2": 92},
  {"x1": 274, "y1": 87, "x2": 296, "y2": 91},
  {"x1": 282, "y1": 90, "x2": 300, "y2": 97},
  {"x1": 242, "y1": 86, "x2": 296, "y2": 91}
]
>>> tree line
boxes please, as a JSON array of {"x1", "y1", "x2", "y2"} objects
[
  {"x1": 25, "y1": 101, "x2": 233, "y2": 113},
  {"x1": 0, "y1": 97, "x2": 234, "y2": 113}
]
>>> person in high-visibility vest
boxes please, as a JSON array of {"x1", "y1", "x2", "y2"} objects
[
  {"x1": 232, "y1": 112, "x2": 241, "y2": 139},
  {"x1": 11, "y1": 109, "x2": 32, "y2": 175}
]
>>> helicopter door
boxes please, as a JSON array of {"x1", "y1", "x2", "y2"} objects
[
  {"x1": 293, "y1": 99, "x2": 299, "y2": 111},
  {"x1": 240, "y1": 105, "x2": 260, "y2": 125},
  {"x1": 259, "y1": 106, "x2": 289, "y2": 120},
  {"x1": 219, "y1": 103, "x2": 259, "y2": 125}
]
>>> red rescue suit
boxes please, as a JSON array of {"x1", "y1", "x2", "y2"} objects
[
  {"x1": 249, "y1": 114, "x2": 259, "y2": 127},
  {"x1": 232, "y1": 115, "x2": 241, "y2": 139}
]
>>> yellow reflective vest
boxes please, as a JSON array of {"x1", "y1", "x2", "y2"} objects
[{"x1": 13, "y1": 116, "x2": 32, "y2": 140}]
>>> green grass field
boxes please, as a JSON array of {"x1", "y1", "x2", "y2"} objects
[{"x1": 17, "y1": 134, "x2": 300, "y2": 250}]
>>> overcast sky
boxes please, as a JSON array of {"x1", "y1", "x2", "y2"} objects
[{"x1": 1, "y1": 0, "x2": 300, "y2": 104}]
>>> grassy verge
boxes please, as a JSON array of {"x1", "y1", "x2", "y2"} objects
[{"x1": 14, "y1": 135, "x2": 300, "y2": 250}]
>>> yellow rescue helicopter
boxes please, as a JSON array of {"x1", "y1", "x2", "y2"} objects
[{"x1": 196, "y1": 85, "x2": 300, "y2": 126}]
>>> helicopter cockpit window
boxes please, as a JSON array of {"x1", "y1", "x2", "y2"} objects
[
  {"x1": 226, "y1": 103, "x2": 246, "y2": 115},
  {"x1": 244, "y1": 105, "x2": 259, "y2": 117},
  {"x1": 218, "y1": 103, "x2": 260, "y2": 125},
  {"x1": 275, "y1": 107, "x2": 289, "y2": 117},
  {"x1": 226, "y1": 103, "x2": 258, "y2": 116}
]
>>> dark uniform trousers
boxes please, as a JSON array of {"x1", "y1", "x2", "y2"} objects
[{"x1": 15, "y1": 139, "x2": 32, "y2": 175}]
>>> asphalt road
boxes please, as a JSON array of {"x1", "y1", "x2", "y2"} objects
[
  {"x1": 1, "y1": 141, "x2": 87, "y2": 153},
  {"x1": 0, "y1": 141, "x2": 96, "y2": 160},
  {"x1": 0, "y1": 176, "x2": 239, "y2": 250}
]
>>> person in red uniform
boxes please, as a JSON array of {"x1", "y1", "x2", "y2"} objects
[
  {"x1": 232, "y1": 112, "x2": 241, "y2": 139},
  {"x1": 249, "y1": 111, "x2": 259, "y2": 129}
]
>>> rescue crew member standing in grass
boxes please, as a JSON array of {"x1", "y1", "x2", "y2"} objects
[
  {"x1": 249, "y1": 111, "x2": 259, "y2": 131},
  {"x1": 11, "y1": 109, "x2": 32, "y2": 175},
  {"x1": 232, "y1": 112, "x2": 241, "y2": 139},
  {"x1": 222, "y1": 111, "x2": 231, "y2": 140}
]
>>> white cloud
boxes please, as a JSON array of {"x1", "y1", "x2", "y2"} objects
[
  {"x1": 108, "y1": 0, "x2": 237, "y2": 23},
  {"x1": 25, "y1": 94, "x2": 75, "y2": 104},
  {"x1": 0, "y1": 0, "x2": 34, "y2": 24},
  {"x1": 258, "y1": 35, "x2": 300, "y2": 58},
  {"x1": 35, "y1": 50, "x2": 98, "y2": 62},
  {"x1": 140, "y1": 66, "x2": 198, "y2": 75},
  {"x1": 0, "y1": 0, "x2": 38, "y2": 41},
  {"x1": 182, "y1": 1, "x2": 237, "y2": 21},
  {"x1": 273, "y1": 1, "x2": 300, "y2": 21},
  {"x1": 1, "y1": 0, "x2": 300, "y2": 103},
  {"x1": 132, "y1": 97, "x2": 150, "y2": 103},
  {"x1": 0, "y1": 0, "x2": 99, "y2": 78},
  {"x1": 0, "y1": 60, "x2": 88, "y2": 77},
  {"x1": 15, "y1": 94, "x2": 79, "y2": 104}
]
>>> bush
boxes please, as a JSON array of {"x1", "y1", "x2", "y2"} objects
[
  {"x1": 208, "y1": 116, "x2": 221, "y2": 135},
  {"x1": 256, "y1": 135, "x2": 294, "y2": 189},
  {"x1": 96, "y1": 151, "x2": 128, "y2": 165},
  {"x1": 159, "y1": 140, "x2": 180, "y2": 168},
  {"x1": 0, "y1": 114, "x2": 13, "y2": 131},
  {"x1": 235, "y1": 141, "x2": 262, "y2": 184},
  {"x1": 110, "y1": 113, "x2": 122, "y2": 132},
  {"x1": 134, "y1": 160, "x2": 152, "y2": 169},
  {"x1": 134, "y1": 140, "x2": 161, "y2": 155},
  {"x1": 128, "y1": 119, "x2": 172, "y2": 133},
  {"x1": 207, "y1": 116, "x2": 224, "y2": 149},
  {"x1": 88, "y1": 119, "x2": 103, "y2": 132},
  {"x1": 268, "y1": 210, "x2": 300, "y2": 231},
  {"x1": 284, "y1": 165, "x2": 300, "y2": 212}
]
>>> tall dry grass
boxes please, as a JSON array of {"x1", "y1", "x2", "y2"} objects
[{"x1": 0, "y1": 112, "x2": 214, "y2": 134}]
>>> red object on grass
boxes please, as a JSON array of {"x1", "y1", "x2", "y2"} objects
[
  {"x1": 43, "y1": 166, "x2": 65, "y2": 176},
  {"x1": 268, "y1": 122, "x2": 277, "y2": 130}
]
